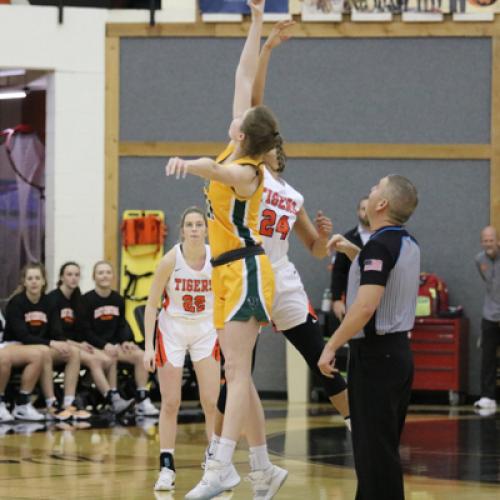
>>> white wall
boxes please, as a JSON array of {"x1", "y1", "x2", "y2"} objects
[{"x1": 0, "y1": 1, "x2": 195, "y2": 292}]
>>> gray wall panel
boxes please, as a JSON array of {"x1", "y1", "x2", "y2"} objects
[
  {"x1": 120, "y1": 38, "x2": 491, "y2": 144},
  {"x1": 119, "y1": 157, "x2": 489, "y2": 395}
]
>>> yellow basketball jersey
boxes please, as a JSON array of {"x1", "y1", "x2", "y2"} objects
[{"x1": 205, "y1": 143, "x2": 264, "y2": 259}]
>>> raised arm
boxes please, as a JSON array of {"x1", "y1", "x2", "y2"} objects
[
  {"x1": 233, "y1": 0, "x2": 265, "y2": 119},
  {"x1": 143, "y1": 249, "x2": 176, "y2": 372},
  {"x1": 294, "y1": 207, "x2": 332, "y2": 259},
  {"x1": 327, "y1": 234, "x2": 361, "y2": 262},
  {"x1": 252, "y1": 20, "x2": 295, "y2": 107},
  {"x1": 166, "y1": 157, "x2": 259, "y2": 198}
]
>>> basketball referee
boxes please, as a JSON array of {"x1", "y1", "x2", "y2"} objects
[{"x1": 319, "y1": 174, "x2": 420, "y2": 500}]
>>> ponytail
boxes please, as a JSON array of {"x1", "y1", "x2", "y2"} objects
[{"x1": 274, "y1": 133, "x2": 287, "y2": 173}]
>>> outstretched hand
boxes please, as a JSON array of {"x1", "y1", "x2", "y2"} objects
[
  {"x1": 327, "y1": 233, "x2": 355, "y2": 255},
  {"x1": 166, "y1": 157, "x2": 189, "y2": 179},
  {"x1": 315, "y1": 210, "x2": 333, "y2": 239},
  {"x1": 248, "y1": 0, "x2": 265, "y2": 19},
  {"x1": 264, "y1": 20, "x2": 296, "y2": 50}
]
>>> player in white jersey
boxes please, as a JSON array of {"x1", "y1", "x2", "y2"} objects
[
  {"x1": 259, "y1": 156, "x2": 350, "y2": 420},
  {"x1": 261, "y1": 166, "x2": 313, "y2": 331},
  {"x1": 143, "y1": 207, "x2": 221, "y2": 492},
  {"x1": 255, "y1": 21, "x2": 349, "y2": 424}
]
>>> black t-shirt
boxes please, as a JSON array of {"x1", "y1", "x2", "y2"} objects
[
  {"x1": 4, "y1": 292, "x2": 65, "y2": 345},
  {"x1": 80, "y1": 290, "x2": 133, "y2": 349},
  {"x1": 330, "y1": 226, "x2": 364, "y2": 301},
  {"x1": 46, "y1": 288, "x2": 83, "y2": 342}
]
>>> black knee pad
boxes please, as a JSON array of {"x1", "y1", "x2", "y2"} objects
[{"x1": 283, "y1": 314, "x2": 347, "y2": 397}]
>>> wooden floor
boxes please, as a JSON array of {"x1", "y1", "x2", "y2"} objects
[{"x1": 0, "y1": 402, "x2": 498, "y2": 499}]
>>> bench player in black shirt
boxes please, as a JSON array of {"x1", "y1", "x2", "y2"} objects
[
  {"x1": 4, "y1": 263, "x2": 90, "y2": 420},
  {"x1": 47, "y1": 262, "x2": 134, "y2": 414},
  {"x1": 81, "y1": 261, "x2": 159, "y2": 417}
]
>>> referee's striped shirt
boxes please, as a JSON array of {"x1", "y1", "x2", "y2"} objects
[{"x1": 346, "y1": 226, "x2": 420, "y2": 339}]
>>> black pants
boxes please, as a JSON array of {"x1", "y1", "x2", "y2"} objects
[
  {"x1": 217, "y1": 314, "x2": 347, "y2": 413},
  {"x1": 480, "y1": 318, "x2": 500, "y2": 399},
  {"x1": 348, "y1": 333, "x2": 413, "y2": 500}
]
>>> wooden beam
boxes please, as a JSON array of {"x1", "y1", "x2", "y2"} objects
[
  {"x1": 119, "y1": 141, "x2": 491, "y2": 160},
  {"x1": 105, "y1": 36, "x2": 120, "y2": 283},
  {"x1": 491, "y1": 36, "x2": 500, "y2": 233},
  {"x1": 107, "y1": 17, "x2": 500, "y2": 38},
  {"x1": 120, "y1": 142, "x2": 225, "y2": 157}
]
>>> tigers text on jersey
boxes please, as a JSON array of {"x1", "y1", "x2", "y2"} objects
[
  {"x1": 161, "y1": 243, "x2": 213, "y2": 320},
  {"x1": 205, "y1": 143, "x2": 265, "y2": 259},
  {"x1": 260, "y1": 168, "x2": 304, "y2": 265}
]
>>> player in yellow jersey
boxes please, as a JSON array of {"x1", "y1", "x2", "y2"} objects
[{"x1": 165, "y1": 1, "x2": 286, "y2": 499}]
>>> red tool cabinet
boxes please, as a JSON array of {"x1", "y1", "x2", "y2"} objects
[{"x1": 410, "y1": 317, "x2": 469, "y2": 404}]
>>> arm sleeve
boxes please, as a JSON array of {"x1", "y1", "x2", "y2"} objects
[
  {"x1": 475, "y1": 256, "x2": 486, "y2": 281},
  {"x1": 330, "y1": 251, "x2": 351, "y2": 300},
  {"x1": 72, "y1": 315, "x2": 85, "y2": 343},
  {"x1": 79, "y1": 297, "x2": 107, "y2": 349},
  {"x1": 117, "y1": 297, "x2": 134, "y2": 343},
  {"x1": 5, "y1": 300, "x2": 50, "y2": 345},
  {"x1": 359, "y1": 240, "x2": 396, "y2": 287},
  {"x1": 48, "y1": 307, "x2": 66, "y2": 341}
]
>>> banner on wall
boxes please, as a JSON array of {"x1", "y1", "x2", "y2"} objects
[
  {"x1": 299, "y1": 0, "x2": 499, "y2": 14},
  {"x1": 200, "y1": 0, "x2": 289, "y2": 13}
]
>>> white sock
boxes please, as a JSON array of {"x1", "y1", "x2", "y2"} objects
[
  {"x1": 344, "y1": 417, "x2": 351, "y2": 432},
  {"x1": 249, "y1": 444, "x2": 272, "y2": 471},
  {"x1": 207, "y1": 434, "x2": 220, "y2": 458},
  {"x1": 214, "y1": 437, "x2": 236, "y2": 465},
  {"x1": 45, "y1": 397, "x2": 56, "y2": 408},
  {"x1": 160, "y1": 448, "x2": 174, "y2": 455},
  {"x1": 63, "y1": 395, "x2": 75, "y2": 408}
]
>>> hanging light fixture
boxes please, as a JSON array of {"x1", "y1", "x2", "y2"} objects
[
  {"x1": 0, "y1": 69, "x2": 26, "y2": 78},
  {"x1": 0, "y1": 89, "x2": 27, "y2": 100}
]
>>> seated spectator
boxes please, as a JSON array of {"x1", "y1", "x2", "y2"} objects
[
  {"x1": 47, "y1": 262, "x2": 134, "y2": 415},
  {"x1": 0, "y1": 343, "x2": 44, "y2": 422},
  {"x1": 81, "y1": 261, "x2": 159, "y2": 417},
  {"x1": 3, "y1": 263, "x2": 90, "y2": 421}
]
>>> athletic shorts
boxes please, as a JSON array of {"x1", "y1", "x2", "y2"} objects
[
  {"x1": 212, "y1": 253, "x2": 274, "y2": 330},
  {"x1": 272, "y1": 259, "x2": 315, "y2": 332},
  {"x1": 155, "y1": 313, "x2": 219, "y2": 368}
]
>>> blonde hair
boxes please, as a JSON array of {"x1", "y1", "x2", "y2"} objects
[
  {"x1": 12, "y1": 262, "x2": 47, "y2": 297},
  {"x1": 92, "y1": 260, "x2": 114, "y2": 280}
]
